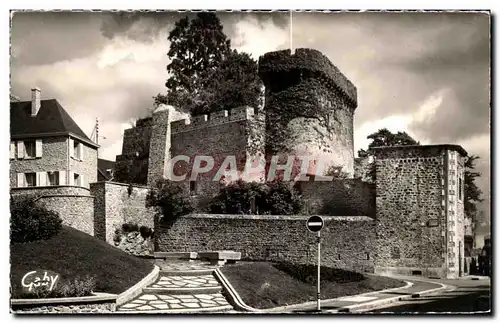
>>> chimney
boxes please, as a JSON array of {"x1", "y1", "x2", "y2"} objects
[{"x1": 31, "y1": 87, "x2": 41, "y2": 117}]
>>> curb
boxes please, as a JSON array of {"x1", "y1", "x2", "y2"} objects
[
  {"x1": 341, "y1": 281, "x2": 449, "y2": 313},
  {"x1": 116, "y1": 265, "x2": 160, "y2": 306},
  {"x1": 264, "y1": 281, "x2": 414, "y2": 313},
  {"x1": 213, "y1": 268, "x2": 262, "y2": 313},
  {"x1": 116, "y1": 305, "x2": 233, "y2": 314}
]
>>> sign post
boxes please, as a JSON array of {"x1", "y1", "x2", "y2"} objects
[{"x1": 306, "y1": 215, "x2": 324, "y2": 312}]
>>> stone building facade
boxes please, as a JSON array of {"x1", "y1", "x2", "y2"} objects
[
  {"x1": 372, "y1": 145, "x2": 467, "y2": 279},
  {"x1": 10, "y1": 88, "x2": 98, "y2": 235}
]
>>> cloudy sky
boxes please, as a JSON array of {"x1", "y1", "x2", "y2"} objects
[{"x1": 10, "y1": 11, "x2": 490, "y2": 229}]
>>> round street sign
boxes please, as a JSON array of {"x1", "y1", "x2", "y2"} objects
[{"x1": 306, "y1": 215, "x2": 324, "y2": 232}]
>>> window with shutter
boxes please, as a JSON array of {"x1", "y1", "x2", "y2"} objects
[
  {"x1": 74, "y1": 141, "x2": 80, "y2": 159},
  {"x1": 58, "y1": 171, "x2": 66, "y2": 185},
  {"x1": 10, "y1": 141, "x2": 15, "y2": 159},
  {"x1": 37, "y1": 172, "x2": 46, "y2": 186},
  {"x1": 73, "y1": 173, "x2": 80, "y2": 186},
  {"x1": 48, "y1": 171, "x2": 59, "y2": 186},
  {"x1": 24, "y1": 141, "x2": 36, "y2": 158},
  {"x1": 17, "y1": 142, "x2": 24, "y2": 159},
  {"x1": 79, "y1": 143, "x2": 84, "y2": 161},
  {"x1": 68, "y1": 171, "x2": 74, "y2": 185},
  {"x1": 25, "y1": 173, "x2": 36, "y2": 187},
  {"x1": 35, "y1": 140, "x2": 43, "y2": 158},
  {"x1": 17, "y1": 173, "x2": 25, "y2": 188},
  {"x1": 69, "y1": 138, "x2": 74, "y2": 158}
]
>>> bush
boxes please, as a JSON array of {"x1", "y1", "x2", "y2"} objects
[
  {"x1": 146, "y1": 179, "x2": 194, "y2": 223},
  {"x1": 10, "y1": 197, "x2": 63, "y2": 243},
  {"x1": 265, "y1": 181, "x2": 304, "y2": 215},
  {"x1": 122, "y1": 222, "x2": 139, "y2": 233},
  {"x1": 209, "y1": 180, "x2": 304, "y2": 215},
  {"x1": 139, "y1": 225, "x2": 153, "y2": 239},
  {"x1": 18, "y1": 275, "x2": 96, "y2": 299}
]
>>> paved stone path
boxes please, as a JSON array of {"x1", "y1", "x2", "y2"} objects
[
  {"x1": 149, "y1": 275, "x2": 220, "y2": 289},
  {"x1": 117, "y1": 260, "x2": 234, "y2": 313}
]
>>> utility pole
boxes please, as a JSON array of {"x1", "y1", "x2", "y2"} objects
[{"x1": 290, "y1": 10, "x2": 293, "y2": 53}]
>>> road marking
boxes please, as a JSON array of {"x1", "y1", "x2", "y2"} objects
[{"x1": 337, "y1": 296, "x2": 378, "y2": 303}]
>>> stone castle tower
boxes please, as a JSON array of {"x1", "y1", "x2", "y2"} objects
[
  {"x1": 259, "y1": 49, "x2": 357, "y2": 177},
  {"x1": 114, "y1": 47, "x2": 468, "y2": 279}
]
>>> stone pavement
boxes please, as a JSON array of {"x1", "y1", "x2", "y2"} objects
[{"x1": 117, "y1": 260, "x2": 234, "y2": 313}]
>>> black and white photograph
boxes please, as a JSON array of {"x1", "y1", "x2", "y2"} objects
[{"x1": 8, "y1": 8, "x2": 491, "y2": 315}]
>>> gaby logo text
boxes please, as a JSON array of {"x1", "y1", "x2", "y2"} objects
[{"x1": 21, "y1": 270, "x2": 59, "y2": 292}]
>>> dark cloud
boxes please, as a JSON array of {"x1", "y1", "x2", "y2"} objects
[
  {"x1": 98, "y1": 11, "x2": 290, "y2": 44},
  {"x1": 10, "y1": 11, "x2": 107, "y2": 65}
]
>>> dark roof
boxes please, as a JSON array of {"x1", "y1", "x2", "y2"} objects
[
  {"x1": 98, "y1": 158, "x2": 115, "y2": 181},
  {"x1": 10, "y1": 99, "x2": 96, "y2": 146}
]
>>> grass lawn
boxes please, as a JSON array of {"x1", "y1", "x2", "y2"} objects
[
  {"x1": 221, "y1": 261, "x2": 405, "y2": 309},
  {"x1": 10, "y1": 226, "x2": 154, "y2": 298}
]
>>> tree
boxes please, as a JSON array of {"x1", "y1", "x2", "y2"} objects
[
  {"x1": 367, "y1": 128, "x2": 419, "y2": 150},
  {"x1": 195, "y1": 49, "x2": 263, "y2": 115},
  {"x1": 154, "y1": 13, "x2": 231, "y2": 112},
  {"x1": 464, "y1": 155, "x2": 484, "y2": 222}
]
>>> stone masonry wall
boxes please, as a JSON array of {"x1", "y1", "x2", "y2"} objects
[
  {"x1": 296, "y1": 179, "x2": 375, "y2": 218},
  {"x1": 354, "y1": 156, "x2": 375, "y2": 183},
  {"x1": 156, "y1": 214, "x2": 375, "y2": 273},
  {"x1": 259, "y1": 49, "x2": 357, "y2": 177},
  {"x1": 10, "y1": 137, "x2": 68, "y2": 187},
  {"x1": 373, "y1": 146, "x2": 448, "y2": 278},
  {"x1": 170, "y1": 107, "x2": 264, "y2": 199},
  {"x1": 11, "y1": 186, "x2": 94, "y2": 236},
  {"x1": 281, "y1": 93, "x2": 355, "y2": 177},
  {"x1": 91, "y1": 182, "x2": 156, "y2": 244},
  {"x1": 147, "y1": 105, "x2": 189, "y2": 187},
  {"x1": 114, "y1": 117, "x2": 152, "y2": 185}
]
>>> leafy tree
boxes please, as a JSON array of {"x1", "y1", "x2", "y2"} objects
[
  {"x1": 146, "y1": 179, "x2": 194, "y2": 223},
  {"x1": 154, "y1": 13, "x2": 231, "y2": 112},
  {"x1": 155, "y1": 14, "x2": 262, "y2": 115},
  {"x1": 194, "y1": 49, "x2": 263, "y2": 115},
  {"x1": 464, "y1": 155, "x2": 484, "y2": 222},
  {"x1": 367, "y1": 128, "x2": 419, "y2": 150}
]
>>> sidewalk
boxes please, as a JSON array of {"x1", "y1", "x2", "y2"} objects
[{"x1": 263, "y1": 277, "x2": 447, "y2": 313}]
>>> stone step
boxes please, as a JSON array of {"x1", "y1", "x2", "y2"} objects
[
  {"x1": 159, "y1": 269, "x2": 215, "y2": 276},
  {"x1": 143, "y1": 286, "x2": 223, "y2": 295},
  {"x1": 155, "y1": 252, "x2": 198, "y2": 260}
]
